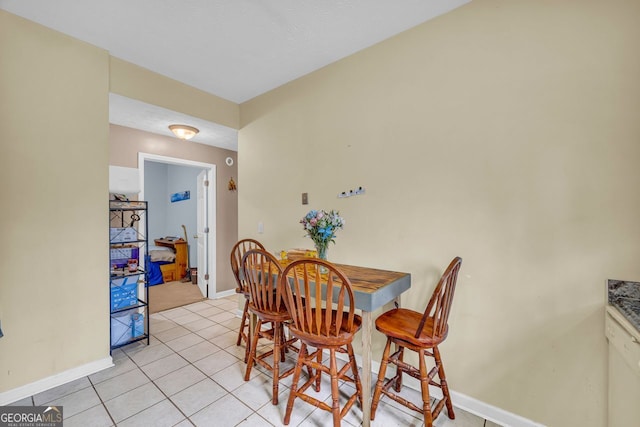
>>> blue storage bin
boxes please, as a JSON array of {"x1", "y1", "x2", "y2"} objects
[{"x1": 110, "y1": 276, "x2": 139, "y2": 310}]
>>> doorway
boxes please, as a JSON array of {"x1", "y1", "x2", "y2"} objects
[{"x1": 139, "y1": 153, "x2": 217, "y2": 305}]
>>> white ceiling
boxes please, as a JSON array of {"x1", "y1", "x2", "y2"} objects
[
  {"x1": 108, "y1": 94, "x2": 238, "y2": 151},
  {"x1": 1, "y1": 0, "x2": 470, "y2": 150}
]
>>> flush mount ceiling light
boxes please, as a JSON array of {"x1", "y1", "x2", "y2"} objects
[{"x1": 168, "y1": 124, "x2": 199, "y2": 140}]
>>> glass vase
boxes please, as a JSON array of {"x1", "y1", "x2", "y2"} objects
[
  {"x1": 315, "y1": 244, "x2": 327, "y2": 261},
  {"x1": 314, "y1": 243, "x2": 329, "y2": 273}
]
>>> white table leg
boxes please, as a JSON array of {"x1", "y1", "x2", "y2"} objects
[
  {"x1": 361, "y1": 310, "x2": 372, "y2": 427},
  {"x1": 383, "y1": 294, "x2": 401, "y2": 312},
  {"x1": 363, "y1": 295, "x2": 401, "y2": 425}
]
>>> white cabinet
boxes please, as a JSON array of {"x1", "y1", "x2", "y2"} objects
[{"x1": 605, "y1": 306, "x2": 640, "y2": 426}]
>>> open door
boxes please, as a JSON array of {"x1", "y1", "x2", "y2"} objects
[{"x1": 196, "y1": 170, "x2": 209, "y2": 297}]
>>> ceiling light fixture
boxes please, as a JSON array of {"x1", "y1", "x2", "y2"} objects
[{"x1": 169, "y1": 124, "x2": 199, "y2": 140}]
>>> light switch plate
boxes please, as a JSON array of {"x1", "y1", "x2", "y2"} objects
[{"x1": 302, "y1": 193, "x2": 308, "y2": 205}]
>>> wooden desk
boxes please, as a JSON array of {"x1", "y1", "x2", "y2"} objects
[
  {"x1": 275, "y1": 261, "x2": 411, "y2": 426},
  {"x1": 154, "y1": 239, "x2": 188, "y2": 280}
]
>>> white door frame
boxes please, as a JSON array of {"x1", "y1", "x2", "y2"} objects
[
  {"x1": 196, "y1": 170, "x2": 209, "y2": 298},
  {"x1": 138, "y1": 152, "x2": 217, "y2": 298}
]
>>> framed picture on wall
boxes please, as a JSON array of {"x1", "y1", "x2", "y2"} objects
[{"x1": 170, "y1": 191, "x2": 190, "y2": 203}]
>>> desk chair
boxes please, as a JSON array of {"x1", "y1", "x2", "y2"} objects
[
  {"x1": 281, "y1": 258, "x2": 362, "y2": 427},
  {"x1": 370, "y1": 257, "x2": 462, "y2": 426},
  {"x1": 230, "y1": 238, "x2": 265, "y2": 362}
]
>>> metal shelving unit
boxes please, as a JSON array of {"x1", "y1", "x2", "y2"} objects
[{"x1": 109, "y1": 200, "x2": 150, "y2": 351}]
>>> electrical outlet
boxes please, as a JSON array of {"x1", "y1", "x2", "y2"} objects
[{"x1": 302, "y1": 193, "x2": 308, "y2": 205}]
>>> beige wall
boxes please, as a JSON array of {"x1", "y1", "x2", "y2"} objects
[
  {"x1": 0, "y1": 11, "x2": 110, "y2": 392},
  {"x1": 0, "y1": 10, "x2": 240, "y2": 396},
  {"x1": 238, "y1": 0, "x2": 640, "y2": 425},
  {"x1": 109, "y1": 125, "x2": 238, "y2": 293}
]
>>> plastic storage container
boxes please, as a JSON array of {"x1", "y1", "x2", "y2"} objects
[
  {"x1": 110, "y1": 310, "x2": 133, "y2": 346},
  {"x1": 110, "y1": 275, "x2": 140, "y2": 310}
]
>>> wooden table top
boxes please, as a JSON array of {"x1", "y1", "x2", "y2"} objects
[
  {"x1": 271, "y1": 259, "x2": 411, "y2": 312},
  {"x1": 333, "y1": 263, "x2": 410, "y2": 312}
]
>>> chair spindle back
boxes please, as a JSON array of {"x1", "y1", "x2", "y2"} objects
[
  {"x1": 230, "y1": 239, "x2": 265, "y2": 292},
  {"x1": 415, "y1": 257, "x2": 462, "y2": 340},
  {"x1": 281, "y1": 259, "x2": 356, "y2": 339},
  {"x1": 241, "y1": 249, "x2": 285, "y2": 313}
]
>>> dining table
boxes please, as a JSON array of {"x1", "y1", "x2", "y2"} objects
[
  {"x1": 244, "y1": 257, "x2": 411, "y2": 426},
  {"x1": 269, "y1": 259, "x2": 411, "y2": 427},
  {"x1": 329, "y1": 263, "x2": 411, "y2": 427}
]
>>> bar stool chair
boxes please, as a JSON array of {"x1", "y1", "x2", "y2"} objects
[
  {"x1": 230, "y1": 238, "x2": 266, "y2": 362},
  {"x1": 281, "y1": 258, "x2": 363, "y2": 427},
  {"x1": 241, "y1": 248, "x2": 298, "y2": 405},
  {"x1": 370, "y1": 257, "x2": 463, "y2": 426}
]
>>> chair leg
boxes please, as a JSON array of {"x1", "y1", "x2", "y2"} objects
[
  {"x1": 314, "y1": 348, "x2": 322, "y2": 392},
  {"x1": 284, "y1": 343, "x2": 307, "y2": 425},
  {"x1": 244, "y1": 319, "x2": 262, "y2": 381},
  {"x1": 395, "y1": 346, "x2": 404, "y2": 392},
  {"x1": 236, "y1": 296, "x2": 249, "y2": 346},
  {"x1": 272, "y1": 322, "x2": 281, "y2": 405},
  {"x1": 346, "y1": 343, "x2": 362, "y2": 407},
  {"x1": 243, "y1": 334, "x2": 251, "y2": 364},
  {"x1": 329, "y1": 348, "x2": 341, "y2": 427},
  {"x1": 418, "y1": 349, "x2": 434, "y2": 426},
  {"x1": 279, "y1": 326, "x2": 287, "y2": 360},
  {"x1": 434, "y1": 346, "x2": 455, "y2": 419},
  {"x1": 371, "y1": 338, "x2": 392, "y2": 420}
]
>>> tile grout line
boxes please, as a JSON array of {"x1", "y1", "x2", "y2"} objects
[
  {"x1": 126, "y1": 302, "x2": 253, "y2": 425},
  {"x1": 162, "y1": 313, "x2": 265, "y2": 423},
  {"x1": 109, "y1": 340, "x2": 192, "y2": 426},
  {"x1": 13, "y1": 296, "x2": 489, "y2": 426},
  {"x1": 182, "y1": 297, "x2": 303, "y2": 426},
  {"x1": 87, "y1": 370, "x2": 119, "y2": 427}
]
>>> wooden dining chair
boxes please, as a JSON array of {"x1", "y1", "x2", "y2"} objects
[
  {"x1": 241, "y1": 248, "x2": 299, "y2": 404},
  {"x1": 280, "y1": 258, "x2": 362, "y2": 427},
  {"x1": 370, "y1": 257, "x2": 463, "y2": 426},
  {"x1": 230, "y1": 238, "x2": 266, "y2": 362}
]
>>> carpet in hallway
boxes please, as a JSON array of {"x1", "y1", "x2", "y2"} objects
[{"x1": 148, "y1": 280, "x2": 205, "y2": 313}]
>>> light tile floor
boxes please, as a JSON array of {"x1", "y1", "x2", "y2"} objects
[{"x1": 7, "y1": 295, "x2": 501, "y2": 426}]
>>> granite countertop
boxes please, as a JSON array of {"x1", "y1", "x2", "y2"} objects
[{"x1": 608, "y1": 279, "x2": 640, "y2": 331}]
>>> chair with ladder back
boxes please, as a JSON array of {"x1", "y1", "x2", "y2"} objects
[
  {"x1": 370, "y1": 257, "x2": 463, "y2": 426},
  {"x1": 280, "y1": 258, "x2": 363, "y2": 427},
  {"x1": 241, "y1": 248, "x2": 301, "y2": 404},
  {"x1": 230, "y1": 239, "x2": 266, "y2": 362}
]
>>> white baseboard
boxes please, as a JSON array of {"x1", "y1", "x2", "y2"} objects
[
  {"x1": 342, "y1": 351, "x2": 545, "y2": 427},
  {"x1": 214, "y1": 289, "x2": 236, "y2": 299},
  {"x1": 220, "y1": 305, "x2": 546, "y2": 427},
  {"x1": 450, "y1": 389, "x2": 546, "y2": 427},
  {"x1": 0, "y1": 357, "x2": 113, "y2": 406}
]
